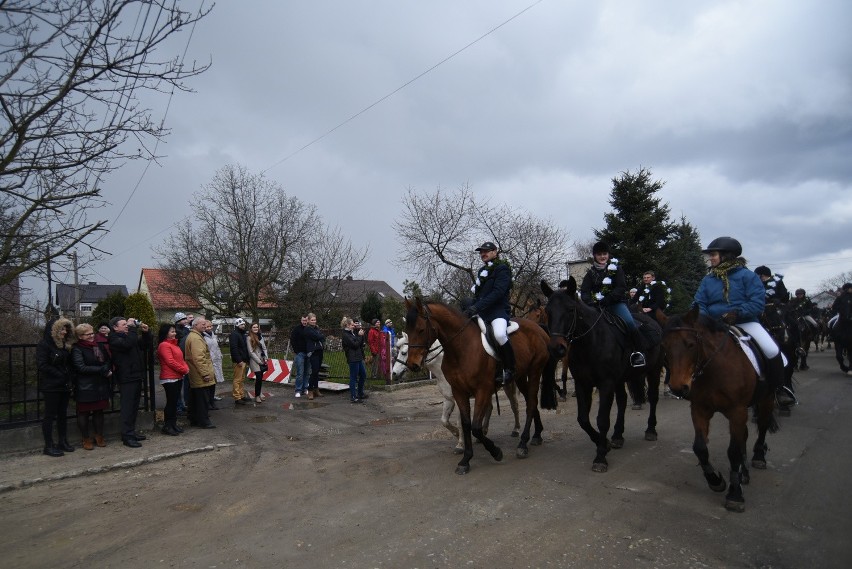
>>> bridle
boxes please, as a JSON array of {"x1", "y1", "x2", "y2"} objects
[
  {"x1": 548, "y1": 298, "x2": 604, "y2": 344},
  {"x1": 662, "y1": 326, "x2": 728, "y2": 378},
  {"x1": 405, "y1": 303, "x2": 469, "y2": 369}
]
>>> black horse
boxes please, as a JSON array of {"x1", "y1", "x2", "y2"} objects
[
  {"x1": 541, "y1": 277, "x2": 662, "y2": 472},
  {"x1": 830, "y1": 320, "x2": 852, "y2": 375},
  {"x1": 761, "y1": 304, "x2": 798, "y2": 415}
]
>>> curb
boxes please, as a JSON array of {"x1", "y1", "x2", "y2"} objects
[{"x1": 0, "y1": 443, "x2": 232, "y2": 494}]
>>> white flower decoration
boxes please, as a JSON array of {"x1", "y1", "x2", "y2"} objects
[
  {"x1": 595, "y1": 292, "x2": 604, "y2": 300},
  {"x1": 639, "y1": 295, "x2": 646, "y2": 301},
  {"x1": 602, "y1": 277, "x2": 612, "y2": 285},
  {"x1": 607, "y1": 263, "x2": 617, "y2": 271},
  {"x1": 480, "y1": 269, "x2": 489, "y2": 278}
]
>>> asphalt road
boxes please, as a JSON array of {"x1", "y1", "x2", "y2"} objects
[{"x1": 1, "y1": 348, "x2": 850, "y2": 569}]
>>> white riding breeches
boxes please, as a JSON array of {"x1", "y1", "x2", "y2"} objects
[
  {"x1": 490, "y1": 318, "x2": 509, "y2": 345},
  {"x1": 804, "y1": 315, "x2": 818, "y2": 328},
  {"x1": 739, "y1": 321, "x2": 780, "y2": 358}
]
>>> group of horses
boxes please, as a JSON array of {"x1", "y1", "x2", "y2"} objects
[{"x1": 396, "y1": 276, "x2": 832, "y2": 513}]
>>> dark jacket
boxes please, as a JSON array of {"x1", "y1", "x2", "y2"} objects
[
  {"x1": 71, "y1": 342, "x2": 112, "y2": 403},
  {"x1": 290, "y1": 323, "x2": 308, "y2": 353},
  {"x1": 36, "y1": 318, "x2": 74, "y2": 393},
  {"x1": 341, "y1": 329, "x2": 365, "y2": 363},
  {"x1": 109, "y1": 328, "x2": 150, "y2": 384},
  {"x1": 763, "y1": 275, "x2": 789, "y2": 304},
  {"x1": 303, "y1": 326, "x2": 325, "y2": 353},
  {"x1": 470, "y1": 259, "x2": 512, "y2": 321},
  {"x1": 640, "y1": 280, "x2": 668, "y2": 319},
  {"x1": 832, "y1": 292, "x2": 852, "y2": 323},
  {"x1": 580, "y1": 262, "x2": 628, "y2": 307},
  {"x1": 176, "y1": 323, "x2": 191, "y2": 354},
  {"x1": 229, "y1": 328, "x2": 249, "y2": 363}
]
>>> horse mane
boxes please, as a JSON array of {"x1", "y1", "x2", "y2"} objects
[
  {"x1": 665, "y1": 310, "x2": 728, "y2": 334},
  {"x1": 405, "y1": 299, "x2": 464, "y2": 327}
]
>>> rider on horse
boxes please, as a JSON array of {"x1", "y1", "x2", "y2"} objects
[
  {"x1": 789, "y1": 288, "x2": 819, "y2": 329},
  {"x1": 580, "y1": 241, "x2": 647, "y2": 367},
  {"x1": 464, "y1": 241, "x2": 515, "y2": 386},
  {"x1": 693, "y1": 237, "x2": 785, "y2": 389},
  {"x1": 754, "y1": 265, "x2": 789, "y2": 305}
]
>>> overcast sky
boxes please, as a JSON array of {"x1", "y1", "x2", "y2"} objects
[{"x1": 30, "y1": 0, "x2": 852, "y2": 307}]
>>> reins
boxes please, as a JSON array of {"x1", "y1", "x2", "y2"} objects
[{"x1": 663, "y1": 325, "x2": 729, "y2": 378}]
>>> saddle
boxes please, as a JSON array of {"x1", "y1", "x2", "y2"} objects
[
  {"x1": 728, "y1": 326, "x2": 787, "y2": 379},
  {"x1": 473, "y1": 317, "x2": 520, "y2": 360},
  {"x1": 601, "y1": 310, "x2": 661, "y2": 347}
]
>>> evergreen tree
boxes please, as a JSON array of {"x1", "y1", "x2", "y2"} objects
[
  {"x1": 124, "y1": 293, "x2": 159, "y2": 329},
  {"x1": 595, "y1": 168, "x2": 675, "y2": 289},
  {"x1": 662, "y1": 217, "x2": 707, "y2": 313},
  {"x1": 360, "y1": 291, "x2": 383, "y2": 325},
  {"x1": 89, "y1": 291, "x2": 126, "y2": 325}
]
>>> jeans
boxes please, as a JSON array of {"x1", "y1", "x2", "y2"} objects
[
  {"x1": 348, "y1": 361, "x2": 366, "y2": 400},
  {"x1": 608, "y1": 302, "x2": 638, "y2": 330},
  {"x1": 294, "y1": 352, "x2": 309, "y2": 392}
]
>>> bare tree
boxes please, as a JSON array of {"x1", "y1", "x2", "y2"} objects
[
  {"x1": 820, "y1": 270, "x2": 852, "y2": 293},
  {"x1": 156, "y1": 164, "x2": 368, "y2": 321},
  {"x1": 0, "y1": 0, "x2": 212, "y2": 286},
  {"x1": 394, "y1": 184, "x2": 572, "y2": 313}
]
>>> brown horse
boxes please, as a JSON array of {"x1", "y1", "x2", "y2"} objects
[
  {"x1": 403, "y1": 298, "x2": 557, "y2": 474},
  {"x1": 659, "y1": 307, "x2": 779, "y2": 512},
  {"x1": 524, "y1": 298, "x2": 572, "y2": 400}
]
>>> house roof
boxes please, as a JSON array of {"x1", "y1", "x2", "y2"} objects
[
  {"x1": 138, "y1": 268, "x2": 203, "y2": 311},
  {"x1": 314, "y1": 277, "x2": 403, "y2": 304},
  {"x1": 56, "y1": 283, "x2": 129, "y2": 309}
]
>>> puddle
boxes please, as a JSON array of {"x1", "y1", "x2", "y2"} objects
[
  {"x1": 369, "y1": 416, "x2": 412, "y2": 426},
  {"x1": 280, "y1": 402, "x2": 329, "y2": 410},
  {"x1": 248, "y1": 415, "x2": 278, "y2": 423}
]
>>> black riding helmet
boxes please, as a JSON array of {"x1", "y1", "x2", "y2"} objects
[
  {"x1": 754, "y1": 265, "x2": 771, "y2": 277},
  {"x1": 795, "y1": 288, "x2": 806, "y2": 296},
  {"x1": 843, "y1": 283, "x2": 852, "y2": 292},
  {"x1": 702, "y1": 236, "x2": 742, "y2": 257}
]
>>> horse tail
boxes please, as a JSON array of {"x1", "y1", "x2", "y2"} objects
[
  {"x1": 627, "y1": 372, "x2": 647, "y2": 405},
  {"x1": 540, "y1": 353, "x2": 558, "y2": 410}
]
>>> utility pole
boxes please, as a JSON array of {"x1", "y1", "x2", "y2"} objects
[{"x1": 71, "y1": 251, "x2": 80, "y2": 324}]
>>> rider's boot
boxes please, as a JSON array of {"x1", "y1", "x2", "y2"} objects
[
  {"x1": 496, "y1": 340, "x2": 516, "y2": 386},
  {"x1": 763, "y1": 353, "x2": 794, "y2": 407},
  {"x1": 628, "y1": 327, "x2": 646, "y2": 368}
]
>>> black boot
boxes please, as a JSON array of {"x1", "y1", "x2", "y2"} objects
[
  {"x1": 629, "y1": 328, "x2": 646, "y2": 368},
  {"x1": 496, "y1": 341, "x2": 516, "y2": 386}
]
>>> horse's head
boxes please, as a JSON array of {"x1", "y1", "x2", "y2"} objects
[
  {"x1": 391, "y1": 332, "x2": 410, "y2": 380},
  {"x1": 403, "y1": 297, "x2": 435, "y2": 372},
  {"x1": 541, "y1": 278, "x2": 579, "y2": 358},
  {"x1": 659, "y1": 306, "x2": 726, "y2": 399}
]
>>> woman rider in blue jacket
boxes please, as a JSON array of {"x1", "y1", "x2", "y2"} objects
[{"x1": 693, "y1": 236, "x2": 784, "y2": 387}]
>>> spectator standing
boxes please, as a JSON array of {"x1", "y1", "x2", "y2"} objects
[
  {"x1": 229, "y1": 318, "x2": 251, "y2": 406},
  {"x1": 109, "y1": 316, "x2": 151, "y2": 448},
  {"x1": 203, "y1": 320, "x2": 225, "y2": 408},
  {"x1": 247, "y1": 322, "x2": 269, "y2": 404},
  {"x1": 341, "y1": 317, "x2": 368, "y2": 403},
  {"x1": 156, "y1": 323, "x2": 188, "y2": 436},
  {"x1": 367, "y1": 319, "x2": 382, "y2": 378},
  {"x1": 304, "y1": 313, "x2": 326, "y2": 400},
  {"x1": 184, "y1": 318, "x2": 216, "y2": 428},
  {"x1": 290, "y1": 315, "x2": 310, "y2": 398},
  {"x1": 36, "y1": 318, "x2": 75, "y2": 457},
  {"x1": 71, "y1": 323, "x2": 112, "y2": 450},
  {"x1": 174, "y1": 312, "x2": 191, "y2": 414}
]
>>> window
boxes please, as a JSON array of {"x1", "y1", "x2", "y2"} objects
[{"x1": 79, "y1": 303, "x2": 92, "y2": 314}]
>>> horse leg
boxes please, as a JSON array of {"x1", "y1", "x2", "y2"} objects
[
  {"x1": 471, "y1": 390, "x2": 503, "y2": 465},
  {"x1": 503, "y1": 381, "x2": 521, "y2": 438},
  {"x1": 691, "y1": 407, "x2": 726, "y2": 493},
  {"x1": 592, "y1": 388, "x2": 615, "y2": 472},
  {"x1": 441, "y1": 397, "x2": 463, "y2": 454},
  {"x1": 751, "y1": 389, "x2": 774, "y2": 469},
  {"x1": 454, "y1": 396, "x2": 475, "y2": 475},
  {"x1": 724, "y1": 406, "x2": 749, "y2": 512},
  {"x1": 610, "y1": 382, "x2": 626, "y2": 449},
  {"x1": 559, "y1": 356, "x2": 570, "y2": 401},
  {"x1": 574, "y1": 382, "x2": 601, "y2": 447},
  {"x1": 645, "y1": 369, "x2": 660, "y2": 441},
  {"x1": 530, "y1": 377, "x2": 545, "y2": 447}
]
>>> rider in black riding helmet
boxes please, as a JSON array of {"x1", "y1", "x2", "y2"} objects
[
  {"x1": 789, "y1": 289, "x2": 818, "y2": 329},
  {"x1": 754, "y1": 265, "x2": 789, "y2": 304},
  {"x1": 693, "y1": 237, "x2": 785, "y2": 391},
  {"x1": 580, "y1": 241, "x2": 646, "y2": 367}
]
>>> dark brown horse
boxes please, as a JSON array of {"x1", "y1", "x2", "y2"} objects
[
  {"x1": 403, "y1": 298, "x2": 557, "y2": 474},
  {"x1": 540, "y1": 278, "x2": 663, "y2": 473},
  {"x1": 524, "y1": 298, "x2": 572, "y2": 400},
  {"x1": 660, "y1": 307, "x2": 779, "y2": 512}
]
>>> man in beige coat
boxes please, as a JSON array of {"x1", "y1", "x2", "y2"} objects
[{"x1": 184, "y1": 318, "x2": 216, "y2": 428}]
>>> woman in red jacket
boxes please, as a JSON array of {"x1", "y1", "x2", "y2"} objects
[{"x1": 157, "y1": 323, "x2": 189, "y2": 436}]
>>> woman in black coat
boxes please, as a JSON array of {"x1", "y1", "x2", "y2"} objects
[
  {"x1": 71, "y1": 323, "x2": 113, "y2": 449},
  {"x1": 36, "y1": 318, "x2": 75, "y2": 457}
]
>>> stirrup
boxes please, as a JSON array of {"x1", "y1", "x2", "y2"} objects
[{"x1": 630, "y1": 352, "x2": 646, "y2": 368}]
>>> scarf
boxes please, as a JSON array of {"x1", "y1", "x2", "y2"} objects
[
  {"x1": 76, "y1": 338, "x2": 105, "y2": 362},
  {"x1": 709, "y1": 258, "x2": 746, "y2": 302}
]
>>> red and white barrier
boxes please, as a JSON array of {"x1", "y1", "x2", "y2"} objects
[{"x1": 259, "y1": 359, "x2": 292, "y2": 384}]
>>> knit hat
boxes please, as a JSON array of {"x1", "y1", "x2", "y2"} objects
[
  {"x1": 234, "y1": 317, "x2": 246, "y2": 328},
  {"x1": 174, "y1": 312, "x2": 188, "y2": 325}
]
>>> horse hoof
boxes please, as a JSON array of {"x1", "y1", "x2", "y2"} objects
[
  {"x1": 530, "y1": 437, "x2": 543, "y2": 446},
  {"x1": 453, "y1": 447, "x2": 464, "y2": 455},
  {"x1": 516, "y1": 447, "x2": 528, "y2": 459},
  {"x1": 511, "y1": 430, "x2": 519, "y2": 438},
  {"x1": 725, "y1": 499, "x2": 745, "y2": 513},
  {"x1": 751, "y1": 459, "x2": 767, "y2": 470},
  {"x1": 455, "y1": 465, "x2": 470, "y2": 475},
  {"x1": 592, "y1": 462, "x2": 608, "y2": 473},
  {"x1": 645, "y1": 431, "x2": 658, "y2": 442},
  {"x1": 610, "y1": 437, "x2": 624, "y2": 449},
  {"x1": 494, "y1": 448, "x2": 504, "y2": 462}
]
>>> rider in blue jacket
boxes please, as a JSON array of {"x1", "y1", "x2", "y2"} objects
[{"x1": 693, "y1": 236, "x2": 784, "y2": 388}]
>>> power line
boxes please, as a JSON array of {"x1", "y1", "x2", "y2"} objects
[{"x1": 262, "y1": 0, "x2": 546, "y2": 174}]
